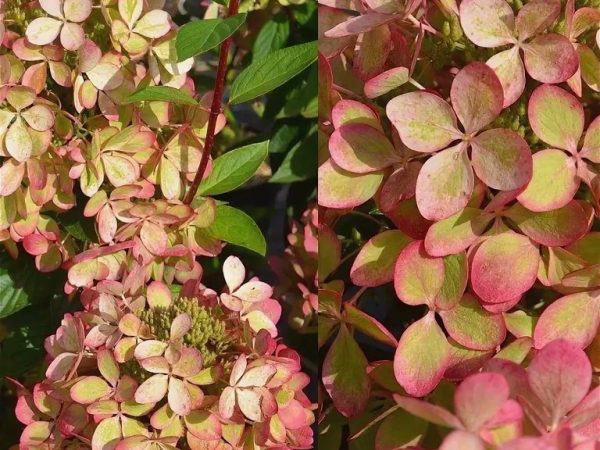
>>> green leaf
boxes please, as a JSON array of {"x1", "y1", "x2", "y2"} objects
[
  {"x1": 344, "y1": 303, "x2": 397, "y2": 347},
  {"x1": 322, "y1": 324, "x2": 371, "y2": 418},
  {"x1": 206, "y1": 205, "x2": 266, "y2": 255},
  {"x1": 270, "y1": 128, "x2": 316, "y2": 183},
  {"x1": 265, "y1": 64, "x2": 317, "y2": 119},
  {"x1": 229, "y1": 41, "x2": 318, "y2": 104},
  {"x1": 176, "y1": 14, "x2": 247, "y2": 61},
  {"x1": 124, "y1": 86, "x2": 197, "y2": 106},
  {"x1": 252, "y1": 15, "x2": 290, "y2": 62},
  {"x1": 0, "y1": 251, "x2": 61, "y2": 319},
  {"x1": 196, "y1": 141, "x2": 269, "y2": 197}
]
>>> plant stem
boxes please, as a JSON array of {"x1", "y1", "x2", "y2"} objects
[{"x1": 183, "y1": 0, "x2": 240, "y2": 205}]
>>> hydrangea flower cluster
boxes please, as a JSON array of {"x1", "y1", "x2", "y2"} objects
[
  {"x1": 12, "y1": 257, "x2": 315, "y2": 449},
  {"x1": 0, "y1": 0, "x2": 220, "y2": 277},
  {"x1": 270, "y1": 205, "x2": 318, "y2": 332},
  {"x1": 318, "y1": 0, "x2": 600, "y2": 447}
]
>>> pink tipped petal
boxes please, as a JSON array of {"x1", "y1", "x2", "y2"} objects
[
  {"x1": 91, "y1": 416, "x2": 121, "y2": 450},
  {"x1": 219, "y1": 386, "x2": 236, "y2": 419},
  {"x1": 424, "y1": 208, "x2": 493, "y2": 257},
  {"x1": 21, "y1": 105, "x2": 55, "y2": 132},
  {"x1": 450, "y1": 62, "x2": 504, "y2": 133},
  {"x1": 394, "y1": 240, "x2": 445, "y2": 307},
  {"x1": 329, "y1": 124, "x2": 399, "y2": 173},
  {"x1": 322, "y1": 325, "x2": 370, "y2": 417},
  {"x1": 459, "y1": 0, "x2": 516, "y2": 48},
  {"x1": 471, "y1": 129, "x2": 532, "y2": 190},
  {"x1": 505, "y1": 201, "x2": 590, "y2": 247},
  {"x1": 133, "y1": 10, "x2": 171, "y2": 39},
  {"x1": 223, "y1": 256, "x2": 245, "y2": 292},
  {"x1": 46, "y1": 353, "x2": 77, "y2": 380},
  {"x1": 171, "y1": 348, "x2": 203, "y2": 378},
  {"x1": 528, "y1": 340, "x2": 592, "y2": 425},
  {"x1": 235, "y1": 281, "x2": 273, "y2": 303},
  {"x1": 237, "y1": 365, "x2": 276, "y2": 388},
  {"x1": 415, "y1": 143, "x2": 474, "y2": 221},
  {"x1": 580, "y1": 115, "x2": 600, "y2": 163},
  {"x1": 184, "y1": 410, "x2": 222, "y2": 441},
  {"x1": 515, "y1": 0, "x2": 560, "y2": 41},
  {"x1": 170, "y1": 313, "x2": 192, "y2": 341},
  {"x1": 533, "y1": 291, "x2": 600, "y2": 350},
  {"x1": 230, "y1": 354, "x2": 248, "y2": 385},
  {"x1": 434, "y1": 252, "x2": 469, "y2": 310},
  {"x1": 318, "y1": 159, "x2": 384, "y2": 209},
  {"x1": 487, "y1": 47, "x2": 526, "y2": 108},
  {"x1": 523, "y1": 34, "x2": 579, "y2": 84},
  {"x1": 455, "y1": 372, "x2": 509, "y2": 431},
  {"x1": 528, "y1": 84, "x2": 584, "y2": 151},
  {"x1": 64, "y1": 0, "x2": 92, "y2": 22},
  {"x1": 353, "y1": 25, "x2": 392, "y2": 81},
  {"x1": 70, "y1": 376, "x2": 112, "y2": 404},
  {"x1": 134, "y1": 340, "x2": 168, "y2": 359},
  {"x1": 440, "y1": 431, "x2": 486, "y2": 450},
  {"x1": 364, "y1": 67, "x2": 409, "y2": 98},
  {"x1": 517, "y1": 149, "x2": 579, "y2": 212},
  {"x1": 146, "y1": 281, "x2": 172, "y2": 308},
  {"x1": 439, "y1": 293, "x2": 506, "y2": 351},
  {"x1": 351, "y1": 230, "x2": 412, "y2": 287},
  {"x1": 60, "y1": 22, "x2": 85, "y2": 51},
  {"x1": 6, "y1": 118, "x2": 33, "y2": 162},
  {"x1": 331, "y1": 99, "x2": 381, "y2": 130},
  {"x1": 379, "y1": 162, "x2": 421, "y2": 212},
  {"x1": 324, "y1": 13, "x2": 396, "y2": 38},
  {"x1": 387, "y1": 91, "x2": 459, "y2": 153},
  {"x1": 578, "y1": 45, "x2": 600, "y2": 93},
  {"x1": 134, "y1": 374, "x2": 169, "y2": 404},
  {"x1": 26, "y1": 17, "x2": 62, "y2": 46},
  {"x1": 471, "y1": 232, "x2": 539, "y2": 304},
  {"x1": 393, "y1": 313, "x2": 451, "y2": 397},
  {"x1": 237, "y1": 388, "x2": 264, "y2": 422},
  {"x1": 168, "y1": 377, "x2": 192, "y2": 416}
]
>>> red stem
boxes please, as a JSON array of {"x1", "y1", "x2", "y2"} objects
[{"x1": 184, "y1": 0, "x2": 240, "y2": 204}]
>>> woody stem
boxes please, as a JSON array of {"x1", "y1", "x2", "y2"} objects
[{"x1": 183, "y1": 0, "x2": 241, "y2": 205}]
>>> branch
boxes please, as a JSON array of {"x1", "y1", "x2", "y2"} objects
[{"x1": 183, "y1": 0, "x2": 241, "y2": 205}]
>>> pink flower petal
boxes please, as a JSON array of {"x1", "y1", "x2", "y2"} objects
[
  {"x1": 26, "y1": 17, "x2": 62, "y2": 46},
  {"x1": 455, "y1": 372, "x2": 509, "y2": 431},
  {"x1": 134, "y1": 374, "x2": 168, "y2": 404},
  {"x1": 487, "y1": 47, "x2": 526, "y2": 108},
  {"x1": 471, "y1": 232, "x2": 539, "y2": 304},
  {"x1": 324, "y1": 12, "x2": 397, "y2": 38},
  {"x1": 168, "y1": 377, "x2": 192, "y2": 416},
  {"x1": 459, "y1": 0, "x2": 516, "y2": 48},
  {"x1": 60, "y1": 22, "x2": 85, "y2": 51},
  {"x1": 415, "y1": 143, "x2": 474, "y2": 220},
  {"x1": 523, "y1": 34, "x2": 579, "y2": 84},
  {"x1": 364, "y1": 67, "x2": 409, "y2": 98},
  {"x1": 450, "y1": 62, "x2": 503, "y2": 134},
  {"x1": 318, "y1": 159, "x2": 383, "y2": 209},
  {"x1": 146, "y1": 280, "x2": 172, "y2": 308},
  {"x1": 440, "y1": 430, "x2": 486, "y2": 450},
  {"x1": 393, "y1": 313, "x2": 451, "y2": 397},
  {"x1": 234, "y1": 281, "x2": 273, "y2": 303},
  {"x1": 387, "y1": 91, "x2": 459, "y2": 153},
  {"x1": 528, "y1": 340, "x2": 592, "y2": 426},
  {"x1": 515, "y1": 0, "x2": 560, "y2": 41},
  {"x1": 223, "y1": 256, "x2": 245, "y2": 292}
]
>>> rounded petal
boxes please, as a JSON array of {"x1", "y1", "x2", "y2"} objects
[
  {"x1": 60, "y1": 22, "x2": 85, "y2": 51},
  {"x1": 0, "y1": 159, "x2": 25, "y2": 196},
  {"x1": 351, "y1": 230, "x2": 412, "y2": 287},
  {"x1": 70, "y1": 376, "x2": 112, "y2": 404},
  {"x1": 459, "y1": 0, "x2": 516, "y2": 48},
  {"x1": 318, "y1": 159, "x2": 383, "y2": 209},
  {"x1": 471, "y1": 128, "x2": 532, "y2": 190},
  {"x1": 91, "y1": 416, "x2": 121, "y2": 450},
  {"x1": 394, "y1": 240, "x2": 445, "y2": 307},
  {"x1": 393, "y1": 313, "x2": 451, "y2": 397},
  {"x1": 21, "y1": 105, "x2": 55, "y2": 132},
  {"x1": 26, "y1": 18, "x2": 62, "y2": 46},
  {"x1": 534, "y1": 291, "x2": 600, "y2": 350},
  {"x1": 580, "y1": 115, "x2": 600, "y2": 163},
  {"x1": 133, "y1": 10, "x2": 171, "y2": 38},
  {"x1": 415, "y1": 144, "x2": 474, "y2": 221},
  {"x1": 528, "y1": 84, "x2": 584, "y2": 151},
  {"x1": 6, "y1": 118, "x2": 33, "y2": 162},
  {"x1": 505, "y1": 200, "x2": 590, "y2": 247},
  {"x1": 455, "y1": 372, "x2": 509, "y2": 431},
  {"x1": 64, "y1": 0, "x2": 92, "y2": 22},
  {"x1": 486, "y1": 47, "x2": 525, "y2": 108},
  {"x1": 528, "y1": 340, "x2": 592, "y2": 425},
  {"x1": 134, "y1": 374, "x2": 168, "y2": 404},
  {"x1": 329, "y1": 124, "x2": 399, "y2": 173},
  {"x1": 516, "y1": 149, "x2": 579, "y2": 212},
  {"x1": 170, "y1": 313, "x2": 192, "y2": 341},
  {"x1": 439, "y1": 293, "x2": 506, "y2": 351},
  {"x1": 168, "y1": 377, "x2": 192, "y2": 416},
  {"x1": 424, "y1": 207, "x2": 493, "y2": 257},
  {"x1": 471, "y1": 232, "x2": 539, "y2": 304},
  {"x1": 523, "y1": 34, "x2": 579, "y2": 85},
  {"x1": 103, "y1": 154, "x2": 140, "y2": 187},
  {"x1": 450, "y1": 62, "x2": 504, "y2": 133},
  {"x1": 139, "y1": 220, "x2": 167, "y2": 255},
  {"x1": 87, "y1": 63, "x2": 124, "y2": 91},
  {"x1": 440, "y1": 430, "x2": 486, "y2": 450},
  {"x1": 364, "y1": 67, "x2": 409, "y2": 98},
  {"x1": 331, "y1": 99, "x2": 381, "y2": 130},
  {"x1": 386, "y1": 91, "x2": 459, "y2": 153},
  {"x1": 223, "y1": 256, "x2": 245, "y2": 292},
  {"x1": 146, "y1": 280, "x2": 172, "y2": 308},
  {"x1": 515, "y1": 0, "x2": 560, "y2": 41},
  {"x1": 235, "y1": 281, "x2": 273, "y2": 303}
]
